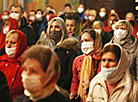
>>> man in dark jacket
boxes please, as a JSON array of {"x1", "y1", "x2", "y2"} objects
[{"x1": 10, "y1": 5, "x2": 36, "y2": 46}]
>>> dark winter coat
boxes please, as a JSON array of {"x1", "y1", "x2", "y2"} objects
[
  {"x1": 14, "y1": 90, "x2": 69, "y2": 102},
  {"x1": 20, "y1": 17, "x2": 36, "y2": 46}
]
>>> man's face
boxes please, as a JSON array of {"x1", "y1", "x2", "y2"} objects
[{"x1": 11, "y1": 7, "x2": 23, "y2": 20}]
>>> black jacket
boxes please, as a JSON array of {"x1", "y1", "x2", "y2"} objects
[
  {"x1": 20, "y1": 17, "x2": 36, "y2": 46},
  {"x1": 0, "y1": 70, "x2": 12, "y2": 102},
  {"x1": 55, "y1": 38, "x2": 80, "y2": 92},
  {"x1": 14, "y1": 90, "x2": 69, "y2": 102}
]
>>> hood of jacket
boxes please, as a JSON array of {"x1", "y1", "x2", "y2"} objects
[{"x1": 58, "y1": 37, "x2": 80, "y2": 53}]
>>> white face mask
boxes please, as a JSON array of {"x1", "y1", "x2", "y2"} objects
[
  {"x1": 114, "y1": 29, "x2": 128, "y2": 41},
  {"x1": 10, "y1": 13, "x2": 19, "y2": 20},
  {"x1": 3, "y1": 26, "x2": 9, "y2": 35},
  {"x1": 46, "y1": 15, "x2": 50, "y2": 21},
  {"x1": 88, "y1": 16, "x2": 95, "y2": 21},
  {"x1": 35, "y1": 14, "x2": 42, "y2": 20},
  {"x1": 2, "y1": 15, "x2": 9, "y2": 20},
  {"x1": 101, "y1": 65, "x2": 117, "y2": 80},
  {"x1": 22, "y1": 72, "x2": 42, "y2": 93},
  {"x1": 94, "y1": 29, "x2": 102, "y2": 35},
  {"x1": 77, "y1": 7, "x2": 84, "y2": 13},
  {"x1": 29, "y1": 16, "x2": 35, "y2": 21},
  {"x1": 81, "y1": 42, "x2": 95, "y2": 54},
  {"x1": 5, "y1": 47, "x2": 16, "y2": 56},
  {"x1": 99, "y1": 12, "x2": 106, "y2": 17}
]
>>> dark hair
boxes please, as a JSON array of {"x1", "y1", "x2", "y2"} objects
[
  {"x1": 64, "y1": 3, "x2": 72, "y2": 9},
  {"x1": 101, "y1": 45, "x2": 121, "y2": 62},
  {"x1": 129, "y1": 20, "x2": 135, "y2": 28},
  {"x1": 46, "y1": 5, "x2": 53, "y2": 9},
  {"x1": 65, "y1": 11, "x2": 80, "y2": 21},
  {"x1": 110, "y1": 14, "x2": 117, "y2": 18},
  {"x1": 80, "y1": 29, "x2": 96, "y2": 41},
  {"x1": 36, "y1": 9, "x2": 44, "y2": 14},
  {"x1": 21, "y1": 45, "x2": 52, "y2": 72},
  {"x1": 9, "y1": 4, "x2": 24, "y2": 14}
]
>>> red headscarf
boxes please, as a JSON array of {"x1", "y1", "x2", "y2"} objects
[
  {"x1": 14, "y1": 30, "x2": 28, "y2": 59},
  {"x1": 0, "y1": 17, "x2": 20, "y2": 50}
]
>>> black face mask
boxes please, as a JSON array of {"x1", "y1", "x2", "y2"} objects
[{"x1": 49, "y1": 30, "x2": 62, "y2": 41}]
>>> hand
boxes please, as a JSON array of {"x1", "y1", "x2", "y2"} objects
[{"x1": 69, "y1": 92, "x2": 76, "y2": 100}]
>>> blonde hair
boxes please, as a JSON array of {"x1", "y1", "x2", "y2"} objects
[
  {"x1": 89, "y1": 9, "x2": 97, "y2": 17},
  {"x1": 6, "y1": 30, "x2": 18, "y2": 39}
]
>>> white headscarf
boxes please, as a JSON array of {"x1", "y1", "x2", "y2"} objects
[
  {"x1": 46, "y1": 17, "x2": 68, "y2": 47},
  {"x1": 86, "y1": 43, "x2": 132, "y2": 102}
]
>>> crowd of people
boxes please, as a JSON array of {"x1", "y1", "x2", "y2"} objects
[{"x1": 0, "y1": 3, "x2": 138, "y2": 102}]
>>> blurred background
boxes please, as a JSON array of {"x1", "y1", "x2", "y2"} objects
[{"x1": 0, "y1": 0, "x2": 137, "y2": 19}]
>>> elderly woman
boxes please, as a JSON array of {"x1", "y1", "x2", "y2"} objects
[
  {"x1": 14, "y1": 45, "x2": 69, "y2": 102},
  {"x1": 70, "y1": 29, "x2": 102, "y2": 101},
  {"x1": 110, "y1": 20, "x2": 138, "y2": 81},
  {"x1": 0, "y1": 30, "x2": 27, "y2": 99},
  {"x1": 86, "y1": 43, "x2": 138, "y2": 102}
]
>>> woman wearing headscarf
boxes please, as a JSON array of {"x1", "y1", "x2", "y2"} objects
[
  {"x1": 70, "y1": 29, "x2": 102, "y2": 102},
  {"x1": 36, "y1": 17, "x2": 68, "y2": 49},
  {"x1": 86, "y1": 43, "x2": 138, "y2": 102},
  {"x1": 110, "y1": 20, "x2": 138, "y2": 81},
  {"x1": 37, "y1": 17, "x2": 79, "y2": 97},
  {"x1": 0, "y1": 17, "x2": 19, "y2": 55},
  {"x1": 14, "y1": 45, "x2": 69, "y2": 102},
  {"x1": 0, "y1": 30, "x2": 27, "y2": 99}
]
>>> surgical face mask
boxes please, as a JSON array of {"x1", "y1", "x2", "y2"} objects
[
  {"x1": 35, "y1": 14, "x2": 42, "y2": 20},
  {"x1": 88, "y1": 16, "x2": 95, "y2": 21},
  {"x1": 77, "y1": 7, "x2": 84, "y2": 13},
  {"x1": 29, "y1": 16, "x2": 35, "y2": 21},
  {"x1": 49, "y1": 30, "x2": 62, "y2": 41},
  {"x1": 109, "y1": 20, "x2": 113, "y2": 24},
  {"x1": 46, "y1": 15, "x2": 50, "y2": 21},
  {"x1": 99, "y1": 12, "x2": 106, "y2": 17},
  {"x1": 5, "y1": 47, "x2": 16, "y2": 56},
  {"x1": 81, "y1": 42, "x2": 95, "y2": 54},
  {"x1": 3, "y1": 26, "x2": 9, "y2": 35},
  {"x1": 2, "y1": 15, "x2": 9, "y2": 20},
  {"x1": 114, "y1": 29, "x2": 128, "y2": 41},
  {"x1": 22, "y1": 73, "x2": 42, "y2": 93},
  {"x1": 10, "y1": 13, "x2": 19, "y2": 20},
  {"x1": 94, "y1": 29, "x2": 102, "y2": 35},
  {"x1": 101, "y1": 65, "x2": 117, "y2": 80}
]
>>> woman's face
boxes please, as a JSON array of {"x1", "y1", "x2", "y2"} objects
[
  {"x1": 22, "y1": 58, "x2": 45, "y2": 76},
  {"x1": 65, "y1": 19, "x2": 76, "y2": 35},
  {"x1": 101, "y1": 51, "x2": 118, "y2": 68},
  {"x1": 115, "y1": 24, "x2": 127, "y2": 30},
  {"x1": 81, "y1": 32, "x2": 94, "y2": 43},
  {"x1": 50, "y1": 20, "x2": 61, "y2": 32},
  {"x1": 6, "y1": 34, "x2": 18, "y2": 48}
]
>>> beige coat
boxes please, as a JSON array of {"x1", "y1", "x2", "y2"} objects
[{"x1": 86, "y1": 71, "x2": 138, "y2": 102}]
